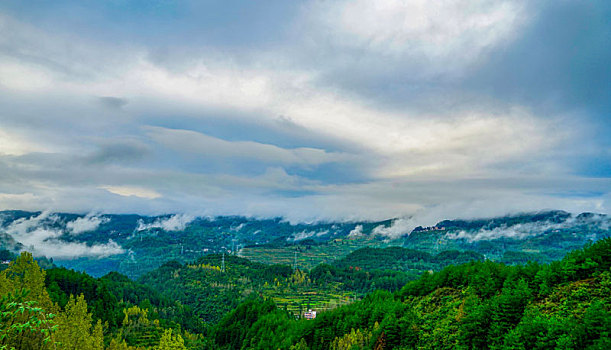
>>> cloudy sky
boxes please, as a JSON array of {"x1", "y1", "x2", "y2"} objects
[{"x1": 0, "y1": 0, "x2": 609, "y2": 223}]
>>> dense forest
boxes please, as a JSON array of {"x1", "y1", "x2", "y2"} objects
[
  {"x1": 208, "y1": 238, "x2": 611, "y2": 349},
  {"x1": 0, "y1": 237, "x2": 610, "y2": 349}
]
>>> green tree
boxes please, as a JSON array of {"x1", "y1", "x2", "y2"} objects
[
  {"x1": 0, "y1": 253, "x2": 58, "y2": 350},
  {"x1": 290, "y1": 338, "x2": 309, "y2": 350},
  {"x1": 54, "y1": 295, "x2": 104, "y2": 350},
  {"x1": 121, "y1": 306, "x2": 163, "y2": 347},
  {"x1": 156, "y1": 329, "x2": 187, "y2": 350},
  {"x1": 458, "y1": 291, "x2": 492, "y2": 349},
  {"x1": 0, "y1": 290, "x2": 57, "y2": 350},
  {"x1": 331, "y1": 328, "x2": 370, "y2": 350},
  {"x1": 107, "y1": 337, "x2": 130, "y2": 350},
  {"x1": 489, "y1": 279, "x2": 531, "y2": 346},
  {"x1": 3, "y1": 252, "x2": 54, "y2": 311}
]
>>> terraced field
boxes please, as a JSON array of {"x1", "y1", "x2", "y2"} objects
[
  {"x1": 264, "y1": 283, "x2": 356, "y2": 318},
  {"x1": 239, "y1": 236, "x2": 402, "y2": 270}
]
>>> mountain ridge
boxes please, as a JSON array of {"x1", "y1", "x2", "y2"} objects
[{"x1": 0, "y1": 209, "x2": 608, "y2": 279}]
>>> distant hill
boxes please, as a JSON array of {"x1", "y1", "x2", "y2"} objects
[
  {"x1": 405, "y1": 210, "x2": 609, "y2": 264},
  {"x1": 0, "y1": 210, "x2": 608, "y2": 278}
]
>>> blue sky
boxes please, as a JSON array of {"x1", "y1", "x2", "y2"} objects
[{"x1": 0, "y1": 0, "x2": 609, "y2": 223}]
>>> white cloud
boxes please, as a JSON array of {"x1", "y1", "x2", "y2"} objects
[
  {"x1": 0, "y1": 129, "x2": 45, "y2": 156},
  {"x1": 145, "y1": 126, "x2": 350, "y2": 167},
  {"x1": 373, "y1": 218, "x2": 417, "y2": 238},
  {"x1": 0, "y1": 13, "x2": 558, "y2": 184},
  {"x1": 5, "y1": 210, "x2": 57, "y2": 233},
  {"x1": 230, "y1": 223, "x2": 246, "y2": 232},
  {"x1": 3, "y1": 212, "x2": 124, "y2": 259},
  {"x1": 136, "y1": 214, "x2": 194, "y2": 232},
  {"x1": 0, "y1": 58, "x2": 55, "y2": 91},
  {"x1": 290, "y1": 229, "x2": 328, "y2": 241},
  {"x1": 101, "y1": 186, "x2": 162, "y2": 199},
  {"x1": 348, "y1": 224, "x2": 363, "y2": 237},
  {"x1": 1, "y1": 12, "x2": 550, "y2": 176},
  {"x1": 304, "y1": 0, "x2": 527, "y2": 75},
  {"x1": 66, "y1": 214, "x2": 110, "y2": 235},
  {"x1": 445, "y1": 214, "x2": 611, "y2": 242},
  {"x1": 0, "y1": 6, "x2": 607, "y2": 224},
  {"x1": 0, "y1": 193, "x2": 39, "y2": 209}
]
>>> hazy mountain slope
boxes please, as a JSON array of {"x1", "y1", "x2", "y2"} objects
[{"x1": 0, "y1": 210, "x2": 608, "y2": 279}]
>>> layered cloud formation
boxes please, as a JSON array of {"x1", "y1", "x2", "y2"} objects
[{"x1": 0, "y1": 1, "x2": 609, "y2": 223}]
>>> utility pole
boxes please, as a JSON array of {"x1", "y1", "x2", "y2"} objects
[{"x1": 222, "y1": 252, "x2": 225, "y2": 272}]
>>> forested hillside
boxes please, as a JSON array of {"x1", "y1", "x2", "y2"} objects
[
  {"x1": 1, "y1": 238, "x2": 610, "y2": 349},
  {"x1": 208, "y1": 238, "x2": 611, "y2": 349}
]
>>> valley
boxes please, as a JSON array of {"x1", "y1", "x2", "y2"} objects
[{"x1": 0, "y1": 210, "x2": 610, "y2": 348}]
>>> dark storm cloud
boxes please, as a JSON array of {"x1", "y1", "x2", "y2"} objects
[
  {"x1": 84, "y1": 139, "x2": 150, "y2": 165},
  {"x1": 467, "y1": 1, "x2": 611, "y2": 116},
  {"x1": 97, "y1": 96, "x2": 129, "y2": 110},
  {"x1": 288, "y1": 1, "x2": 609, "y2": 129}
]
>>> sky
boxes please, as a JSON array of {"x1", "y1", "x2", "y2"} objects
[{"x1": 0, "y1": 0, "x2": 609, "y2": 224}]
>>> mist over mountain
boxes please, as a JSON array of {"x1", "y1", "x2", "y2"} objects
[{"x1": 1, "y1": 209, "x2": 608, "y2": 279}]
